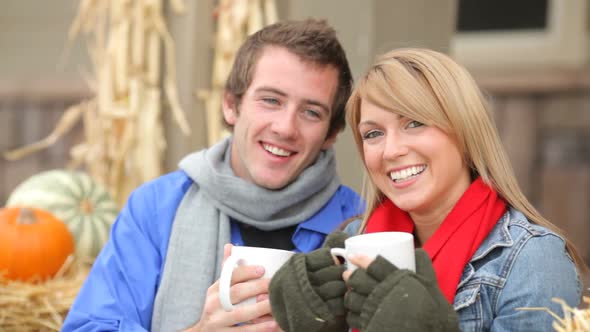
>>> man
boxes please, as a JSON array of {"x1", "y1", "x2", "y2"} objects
[{"x1": 62, "y1": 19, "x2": 361, "y2": 332}]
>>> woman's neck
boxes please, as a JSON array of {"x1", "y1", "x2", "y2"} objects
[{"x1": 410, "y1": 196, "x2": 457, "y2": 246}]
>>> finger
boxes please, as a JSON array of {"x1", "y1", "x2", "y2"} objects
[
  {"x1": 315, "y1": 280, "x2": 346, "y2": 299},
  {"x1": 325, "y1": 297, "x2": 346, "y2": 316},
  {"x1": 346, "y1": 269, "x2": 378, "y2": 295},
  {"x1": 250, "y1": 313, "x2": 274, "y2": 324},
  {"x1": 342, "y1": 269, "x2": 352, "y2": 282},
  {"x1": 235, "y1": 319, "x2": 280, "y2": 332},
  {"x1": 414, "y1": 249, "x2": 437, "y2": 281},
  {"x1": 344, "y1": 289, "x2": 366, "y2": 313},
  {"x1": 225, "y1": 299, "x2": 274, "y2": 327},
  {"x1": 223, "y1": 243, "x2": 232, "y2": 262},
  {"x1": 207, "y1": 265, "x2": 264, "y2": 296},
  {"x1": 324, "y1": 231, "x2": 349, "y2": 249},
  {"x1": 231, "y1": 264, "x2": 266, "y2": 285},
  {"x1": 309, "y1": 265, "x2": 345, "y2": 285},
  {"x1": 347, "y1": 253, "x2": 374, "y2": 270},
  {"x1": 229, "y1": 278, "x2": 271, "y2": 307},
  {"x1": 366, "y1": 255, "x2": 398, "y2": 281},
  {"x1": 256, "y1": 293, "x2": 269, "y2": 302}
]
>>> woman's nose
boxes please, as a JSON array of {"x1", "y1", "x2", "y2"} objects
[{"x1": 383, "y1": 134, "x2": 409, "y2": 159}]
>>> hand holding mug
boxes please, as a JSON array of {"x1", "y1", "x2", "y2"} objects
[
  {"x1": 219, "y1": 246, "x2": 295, "y2": 311},
  {"x1": 186, "y1": 244, "x2": 283, "y2": 332},
  {"x1": 331, "y1": 232, "x2": 416, "y2": 272}
]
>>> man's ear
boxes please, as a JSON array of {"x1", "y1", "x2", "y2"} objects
[
  {"x1": 321, "y1": 131, "x2": 338, "y2": 150},
  {"x1": 222, "y1": 92, "x2": 238, "y2": 125}
]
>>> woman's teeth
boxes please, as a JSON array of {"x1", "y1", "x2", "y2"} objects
[{"x1": 389, "y1": 165, "x2": 426, "y2": 182}]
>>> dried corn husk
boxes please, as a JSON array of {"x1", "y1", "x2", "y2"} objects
[
  {"x1": 198, "y1": 0, "x2": 278, "y2": 146},
  {"x1": 0, "y1": 256, "x2": 91, "y2": 332},
  {"x1": 3, "y1": 0, "x2": 189, "y2": 207}
]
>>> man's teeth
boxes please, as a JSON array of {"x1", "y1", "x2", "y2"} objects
[
  {"x1": 389, "y1": 165, "x2": 426, "y2": 182},
  {"x1": 263, "y1": 144, "x2": 292, "y2": 157}
]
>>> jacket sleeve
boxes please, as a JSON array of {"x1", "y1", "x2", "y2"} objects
[
  {"x1": 490, "y1": 233, "x2": 581, "y2": 332},
  {"x1": 62, "y1": 184, "x2": 167, "y2": 332}
]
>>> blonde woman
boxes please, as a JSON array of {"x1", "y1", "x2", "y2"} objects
[{"x1": 270, "y1": 48, "x2": 583, "y2": 332}]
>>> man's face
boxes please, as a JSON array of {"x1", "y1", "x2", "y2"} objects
[{"x1": 223, "y1": 46, "x2": 339, "y2": 189}]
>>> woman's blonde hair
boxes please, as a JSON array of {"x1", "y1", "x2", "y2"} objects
[{"x1": 346, "y1": 48, "x2": 585, "y2": 270}]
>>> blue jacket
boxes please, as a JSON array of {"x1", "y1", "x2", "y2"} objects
[
  {"x1": 345, "y1": 207, "x2": 581, "y2": 331},
  {"x1": 62, "y1": 170, "x2": 362, "y2": 331}
]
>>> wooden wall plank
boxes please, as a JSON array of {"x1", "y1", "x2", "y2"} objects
[
  {"x1": 540, "y1": 167, "x2": 590, "y2": 262},
  {"x1": 498, "y1": 97, "x2": 538, "y2": 199}
]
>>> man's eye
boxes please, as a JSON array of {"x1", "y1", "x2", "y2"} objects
[
  {"x1": 262, "y1": 98, "x2": 280, "y2": 105},
  {"x1": 407, "y1": 120, "x2": 424, "y2": 128},
  {"x1": 362, "y1": 130, "x2": 383, "y2": 140},
  {"x1": 304, "y1": 109, "x2": 321, "y2": 119}
]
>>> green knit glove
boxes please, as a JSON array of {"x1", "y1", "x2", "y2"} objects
[
  {"x1": 269, "y1": 232, "x2": 349, "y2": 332},
  {"x1": 345, "y1": 249, "x2": 460, "y2": 332}
]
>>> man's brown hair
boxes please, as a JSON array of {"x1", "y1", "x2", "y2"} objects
[{"x1": 224, "y1": 19, "x2": 353, "y2": 138}]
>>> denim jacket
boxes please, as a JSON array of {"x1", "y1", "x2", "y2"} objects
[{"x1": 345, "y1": 207, "x2": 581, "y2": 331}]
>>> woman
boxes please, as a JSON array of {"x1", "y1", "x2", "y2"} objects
[{"x1": 269, "y1": 48, "x2": 583, "y2": 332}]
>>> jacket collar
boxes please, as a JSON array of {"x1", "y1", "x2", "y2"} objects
[{"x1": 470, "y1": 208, "x2": 514, "y2": 262}]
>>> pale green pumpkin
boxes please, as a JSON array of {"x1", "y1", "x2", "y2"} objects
[{"x1": 6, "y1": 170, "x2": 118, "y2": 259}]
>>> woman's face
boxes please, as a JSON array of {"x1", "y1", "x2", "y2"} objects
[{"x1": 358, "y1": 100, "x2": 471, "y2": 219}]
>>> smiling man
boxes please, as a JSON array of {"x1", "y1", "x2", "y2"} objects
[{"x1": 62, "y1": 19, "x2": 362, "y2": 332}]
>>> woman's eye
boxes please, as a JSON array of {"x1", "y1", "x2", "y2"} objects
[
  {"x1": 362, "y1": 130, "x2": 383, "y2": 140},
  {"x1": 407, "y1": 120, "x2": 424, "y2": 128}
]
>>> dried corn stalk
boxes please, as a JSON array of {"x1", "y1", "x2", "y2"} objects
[
  {"x1": 519, "y1": 296, "x2": 590, "y2": 331},
  {"x1": 198, "y1": 0, "x2": 278, "y2": 146},
  {"x1": 4, "y1": 0, "x2": 190, "y2": 207}
]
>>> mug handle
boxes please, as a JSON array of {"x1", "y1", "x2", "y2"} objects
[
  {"x1": 218, "y1": 254, "x2": 241, "y2": 311},
  {"x1": 330, "y1": 248, "x2": 348, "y2": 267}
]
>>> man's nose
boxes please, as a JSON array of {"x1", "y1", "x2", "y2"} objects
[{"x1": 271, "y1": 109, "x2": 298, "y2": 139}]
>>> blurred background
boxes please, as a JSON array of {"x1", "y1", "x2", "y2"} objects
[{"x1": 1, "y1": 0, "x2": 589, "y2": 283}]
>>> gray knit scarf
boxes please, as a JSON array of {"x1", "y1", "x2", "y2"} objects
[{"x1": 151, "y1": 137, "x2": 340, "y2": 332}]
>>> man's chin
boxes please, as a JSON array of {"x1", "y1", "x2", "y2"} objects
[{"x1": 253, "y1": 175, "x2": 295, "y2": 191}]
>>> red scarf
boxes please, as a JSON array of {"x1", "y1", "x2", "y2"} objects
[{"x1": 364, "y1": 177, "x2": 506, "y2": 303}]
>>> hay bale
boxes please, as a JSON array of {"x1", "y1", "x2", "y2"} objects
[{"x1": 0, "y1": 256, "x2": 90, "y2": 332}]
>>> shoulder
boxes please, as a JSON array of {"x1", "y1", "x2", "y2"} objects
[
  {"x1": 504, "y1": 208, "x2": 560, "y2": 240},
  {"x1": 125, "y1": 170, "x2": 194, "y2": 208},
  {"x1": 495, "y1": 210, "x2": 581, "y2": 322},
  {"x1": 506, "y1": 208, "x2": 575, "y2": 270},
  {"x1": 492, "y1": 208, "x2": 580, "y2": 303},
  {"x1": 333, "y1": 185, "x2": 364, "y2": 217},
  {"x1": 334, "y1": 184, "x2": 362, "y2": 202},
  {"x1": 117, "y1": 170, "x2": 195, "y2": 244},
  {"x1": 133, "y1": 170, "x2": 194, "y2": 196},
  {"x1": 458, "y1": 208, "x2": 581, "y2": 329},
  {"x1": 342, "y1": 218, "x2": 363, "y2": 236}
]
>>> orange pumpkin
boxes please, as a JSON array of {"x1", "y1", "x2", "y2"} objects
[{"x1": 0, "y1": 207, "x2": 75, "y2": 282}]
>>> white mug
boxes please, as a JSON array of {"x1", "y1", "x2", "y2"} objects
[
  {"x1": 331, "y1": 232, "x2": 415, "y2": 271},
  {"x1": 219, "y1": 246, "x2": 294, "y2": 311}
]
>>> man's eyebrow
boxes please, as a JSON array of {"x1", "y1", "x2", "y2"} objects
[
  {"x1": 254, "y1": 86, "x2": 287, "y2": 97},
  {"x1": 254, "y1": 86, "x2": 331, "y2": 114}
]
